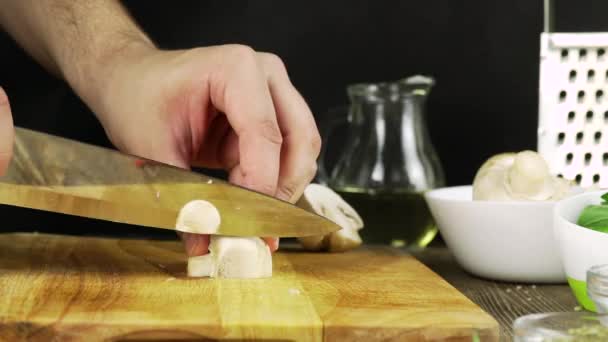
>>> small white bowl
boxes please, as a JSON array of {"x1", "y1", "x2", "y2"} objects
[
  {"x1": 554, "y1": 190, "x2": 608, "y2": 311},
  {"x1": 425, "y1": 185, "x2": 566, "y2": 283}
]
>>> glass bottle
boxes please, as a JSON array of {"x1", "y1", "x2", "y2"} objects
[
  {"x1": 513, "y1": 312, "x2": 608, "y2": 341},
  {"x1": 317, "y1": 75, "x2": 445, "y2": 248}
]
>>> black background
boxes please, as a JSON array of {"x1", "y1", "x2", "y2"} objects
[{"x1": 0, "y1": 0, "x2": 606, "y2": 236}]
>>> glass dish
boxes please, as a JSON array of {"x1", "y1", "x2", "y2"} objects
[
  {"x1": 588, "y1": 264, "x2": 608, "y2": 313},
  {"x1": 514, "y1": 312, "x2": 608, "y2": 341}
]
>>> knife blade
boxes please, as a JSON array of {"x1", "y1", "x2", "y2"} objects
[{"x1": 0, "y1": 127, "x2": 340, "y2": 237}]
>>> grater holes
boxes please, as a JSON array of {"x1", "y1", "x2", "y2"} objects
[
  {"x1": 586, "y1": 110, "x2": 594, "y2": 122},
  {"x1": 561, "y1": 49, "x2": 569, "y2": 61},
  {"x1": 595, "y1": 131, "x2": 603, "y2": 143},
  {"x1": 575, "y1": 174, "x2": 583, "y2": 184},
  {"x1": 604, "y1": 153, "x2": 608, "y2": 166},
  {"x1": 568, "y1": 111, "x2": 576, "y2": 122},
  {"x1": 566, "y1": 153, "x2": 574, "y2": 164},
  {"x1": 605, "y1": 110, "x2": 608, "y2": 122},
  {"x1": 588, "y1": 69, "x2": 596, "y2": 82},
  {"x1": 580, "y1": 49, "x2": 588, "y2": 61},
  {"x1": 576, "y1": 132, "x2": 584, "y2": 144},
  {"x1": 585, "y1": 153, "x2": 593, "y2": 165},
  {"x1": 597, "y1": 90, "x2": 605, "y2": 103},
  {"x1": 559, "y1": 90, "x2": 567, "y2": 102},
  {"x1": 594, "y1": 174, "x2": 601, "y2": 184},
  {"x1": 557, "y1": 132, "x2": 566, "y2": 145},
  {"x1": 599, "y1": 48, "x2": 606, "y2": 60},
  {"x1": 578, "y1": 90, "x2": 586, "y2": 103},
  {"x1": 569, "y1": 70, "x2": 577, "y2": 82}
]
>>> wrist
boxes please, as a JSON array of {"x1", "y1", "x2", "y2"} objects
[{"x1": 63, "y1": 34, "x2": 157, "y2": 119}]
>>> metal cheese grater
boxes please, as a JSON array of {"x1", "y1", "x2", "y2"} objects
[{"x1": 538, "y1": 0, "x2": 608, "y2": 188}]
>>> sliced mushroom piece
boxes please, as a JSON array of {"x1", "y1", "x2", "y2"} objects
[
  {"x1": 187, "y1": 236, "x2": 272, "y2": 278},
  {"x1": 296, "y1": 184, "x2": 364, "y2": 252},
  {"x1": 176, "y1": 200, "x2": 272, "y2": 278}
]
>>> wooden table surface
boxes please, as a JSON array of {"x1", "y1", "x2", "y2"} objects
[{"x1": 413, "y1": 247, "x2": 579, "y2": 341}]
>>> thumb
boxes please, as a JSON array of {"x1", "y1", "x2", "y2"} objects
[{"x1": 0, "y1": 87, "x2": 14, "y2": 176}]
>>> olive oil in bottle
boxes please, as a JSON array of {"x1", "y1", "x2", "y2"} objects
[{"x1": 335, "y1": 187, "x2": 437, "y2": 248}]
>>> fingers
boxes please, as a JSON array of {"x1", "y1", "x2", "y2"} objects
[
  {"x1": 263, "y1": 237, "x2": 280, "y2": 252},
  {"x1": 208, "y1": 45, "x2": 282, "y2": 196},
  {"x1": 179, "y1": 232, "x2": 211, "y2": 257},
  {"x1": 181, "y1": 232, "x2": 279, "y2": 255},
  {"x1": 180, "y1": 234, "x2": 279, "y2": 255},
  {"x1": 0, "y1": 87, "x2": 14, "y2": 176},
  {"x1": 258, "y1": 53, "x2": 321, "y2": 202},
  {"x1": 193, "y1": 47, "x2": 315, "y2": 255}
]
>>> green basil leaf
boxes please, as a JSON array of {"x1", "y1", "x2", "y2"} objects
[
  {"x1": 602, "y1": 192, "x2": 608, "y2": 205},
  {"x1": 577, "y1": 205, "x2": 608, "y2": 233}
]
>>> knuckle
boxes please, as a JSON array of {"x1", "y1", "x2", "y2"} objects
[
  {"x1": 258, "y1": 119, "x2": 283, "y2": 145},
  {"x1": 260, "y1": 52, "x2": 287, "y2": 74},
  {"x1": 259, "y1": 183, "x2": 277, "y2": 197},
  {"x1": 223, "y1": 44, "x2": 257, "y2": 64}
]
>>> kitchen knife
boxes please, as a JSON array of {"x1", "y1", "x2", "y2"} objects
[{"x1": 0, "y1": 127, "x2": 340, "y2": 237}]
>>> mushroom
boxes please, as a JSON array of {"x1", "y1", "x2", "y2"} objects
[
  {"x1": 472, "y1": 150, "x2": 572, "y2": 201},
  {"x1": 296, "y1": 184, "x2": 364, "y2": 252},
  {"x1": 175, "y1": 200, "x2": 272, "y2": 278},
  {"x1": 175, "y1": 200, "x2": 221, "y2": 234},
  {"x1": 187, "y1": 236, "x2": 272, "y2": 278}
]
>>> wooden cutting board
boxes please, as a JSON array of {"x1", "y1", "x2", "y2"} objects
[{"x1": 0, "y1": 233, "x2": 498, "y2": 341}]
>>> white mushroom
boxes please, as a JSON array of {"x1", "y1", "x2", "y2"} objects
[
  {"x1": 473, "y1": 150, "x2": 572, "y2": 201},
  {"x1": 187, "y1": 236, "x2": 272, "y2": 278},
  {"x1": 296, "y1": 184, "x2": 364, "y2": 252},
  {"x1": 175, "y1": 200, "x2": 221, "y2": 234},
  {"x1": 175, "y1": 200, "x2": 272, "y2": 278}
]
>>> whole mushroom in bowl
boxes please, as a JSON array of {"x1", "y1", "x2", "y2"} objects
[
  {"x1": 425, "y1": 150, "x2": 578, "y2": 283},
  {"x1": 473, "y1": 150, "x2": 572, "y2": 202}
]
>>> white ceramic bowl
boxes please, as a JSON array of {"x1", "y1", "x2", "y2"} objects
[
  {"x1": 554, "y1": 190, "x2": 608, "y2": 311},
  {"x1": 425, "y1": 185, "x2": 566, "y2": 283}
]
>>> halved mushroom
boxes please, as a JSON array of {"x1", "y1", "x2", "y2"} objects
[
  {"x1": 473, "y1": 150, "x2": 573, "y2": 201},
  {"x1": 296, "y1": 184, "x2": 364, "y2": 252}
]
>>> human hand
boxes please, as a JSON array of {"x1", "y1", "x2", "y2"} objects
[
  {"x1": 0, "y1": 87, "x2": 14, "y2": 176},
  {"x1": 87, "y1": 44, "x2": 321, "y2": 255},
  {"x1": 0, "y1": 1, "x2": 320, "y2": 255}
]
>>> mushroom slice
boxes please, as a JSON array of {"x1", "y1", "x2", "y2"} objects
[
  {"x1": 296, "y1": 184, "x2": 364, "y2": 252},
  {"x1": 187, "y1": 236, "x2": 272, "y2": 278},
  {"x1": 176, "y1": 200, "x2": 272, "y2": 278}
]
